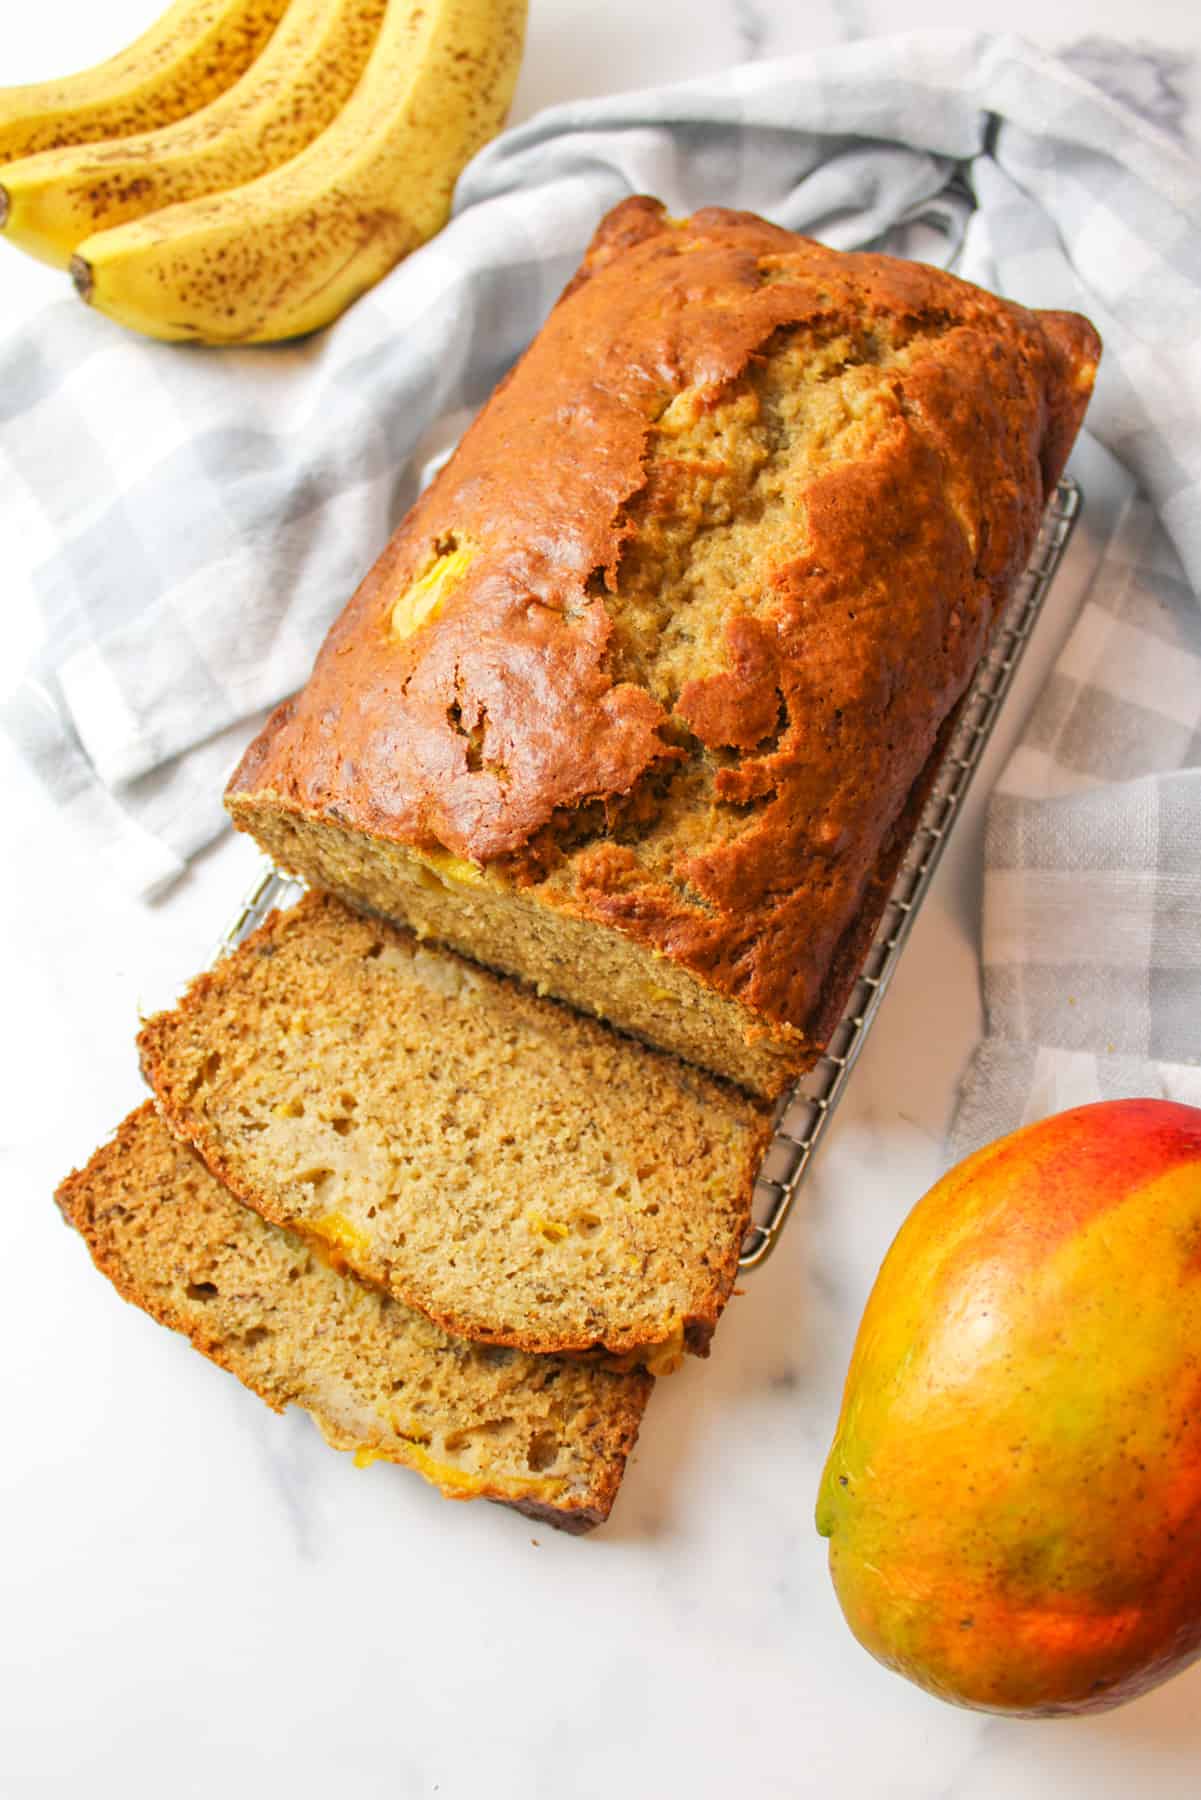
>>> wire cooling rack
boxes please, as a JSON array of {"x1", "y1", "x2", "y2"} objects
[
  {"x1": 218, "y1": 477, "x2": 1081, "y2": 1272},
  {"x1": 216, "y1": 861, "x2": 305, "y2": 958}
]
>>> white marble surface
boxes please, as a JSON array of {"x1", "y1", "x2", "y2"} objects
[{"x1": 1, "y1": 3, "x2": 1199, "y2": 1797}]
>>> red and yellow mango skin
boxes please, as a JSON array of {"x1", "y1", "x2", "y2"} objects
[{"x1": 816, "y1": 1099, "x2": 1201, "y2": 1715}]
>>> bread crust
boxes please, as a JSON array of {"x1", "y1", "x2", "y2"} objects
[{"x1": 227, "y1": 199, "x2": 1098, "y2": 1062}]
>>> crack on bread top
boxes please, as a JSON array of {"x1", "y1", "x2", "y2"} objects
[
  {"x1": 594, "y1": 314, "x2": 943, "y2": 710},
  {"x1": 509, "y1": 311, "x2": 960, "y2": 903}
]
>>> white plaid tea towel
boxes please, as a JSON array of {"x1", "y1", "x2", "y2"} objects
[
  {"x1": 1, "y1": 29, "x2": 1198, "y2": 1139},
  {"x1": 948, "y1": 499, "x2": 1201, "y2": 1152}
]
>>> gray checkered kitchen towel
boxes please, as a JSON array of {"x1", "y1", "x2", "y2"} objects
[{"x1": 2, "y1": 30, "x2": 1199, "y2": 1145}]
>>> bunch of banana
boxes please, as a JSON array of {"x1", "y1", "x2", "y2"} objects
[
  {"x1": 0, "y1": 0, "x2": 527, "y2": 344},
  {"x1": 0, "y1": 0, "x2": 389, "y2": 268}
]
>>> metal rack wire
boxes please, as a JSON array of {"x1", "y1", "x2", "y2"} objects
[
  {"x1": 218, "y1": 477, "x2": 1081, "y2": 1271},
  {"x1": 215, "y1": 860, "x2": 304, "y2": 959}
]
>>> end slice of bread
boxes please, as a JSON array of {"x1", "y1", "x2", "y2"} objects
[
  {"x1": 57, "y1": 1105, "x2": 653, "y2": 1533},
  {"x1": 138, "y1": 892, "x2": 772, "y2": 1368}
]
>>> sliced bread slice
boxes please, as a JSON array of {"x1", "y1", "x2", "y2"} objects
[
  {"x1": 57, "y1": 1105, "x2": 652, "y2": 1532},
  {"x1": 138, "y1": 891, "x2": 771, "y2": 1368}
]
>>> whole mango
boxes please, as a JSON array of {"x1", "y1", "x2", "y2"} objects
[{"x1": 817, "y1": 1098, "x2": 1201, "y2": 1715}]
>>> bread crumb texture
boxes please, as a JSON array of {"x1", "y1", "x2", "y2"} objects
[
  {"x1": 56, "y1": 1105, "x2": 652, "y2": 1532},
  {"x1": 137, "y1": 892, "x2": 772, "y2": 1363}
]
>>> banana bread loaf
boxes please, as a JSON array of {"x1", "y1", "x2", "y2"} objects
[
  {"x1": 227, "y1": 197, "x2": 1100, "y2": 1097},
  {"x1": 138, "y1": 891, "x2": 771, "y2": 1369},
  {"x1": 57, "y1": 1104, "x2": 652, "y2": 1532}
]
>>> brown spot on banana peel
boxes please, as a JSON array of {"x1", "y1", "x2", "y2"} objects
[
  {"x1": 0, "y1": 186, "x2": 8, "y2": 231},
  {"x1": 70, "y1": 253, "x2": 94, "y2": 304},
  {"x1": 100, "y1": 208, "x2": 412, "y2": 346}
]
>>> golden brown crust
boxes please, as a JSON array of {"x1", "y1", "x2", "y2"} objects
[
  {"x1": 227, "y1": 197, "x2": 1100, "y2": 1050},
  {"x1": 57, "y1": 1104, "x2": 651, "y2": 1531}
]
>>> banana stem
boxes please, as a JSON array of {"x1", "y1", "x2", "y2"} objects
[
  {"x1": 70, "y1": 254, "x2": 94, "y2": 303},
  {"x1": 0, "y1": 186, "x2": 9, "y2": 231}
]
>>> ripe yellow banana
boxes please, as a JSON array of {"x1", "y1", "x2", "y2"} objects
[
  {"x1": 71, "y1": 0, "x2": 528, "y2": 345},
  {"x1": 0, "y1": 0, "x2": 387, "y2": 269},
  {"x1": 0, "y1": 0, "x2": 290, "y2": 164}
]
